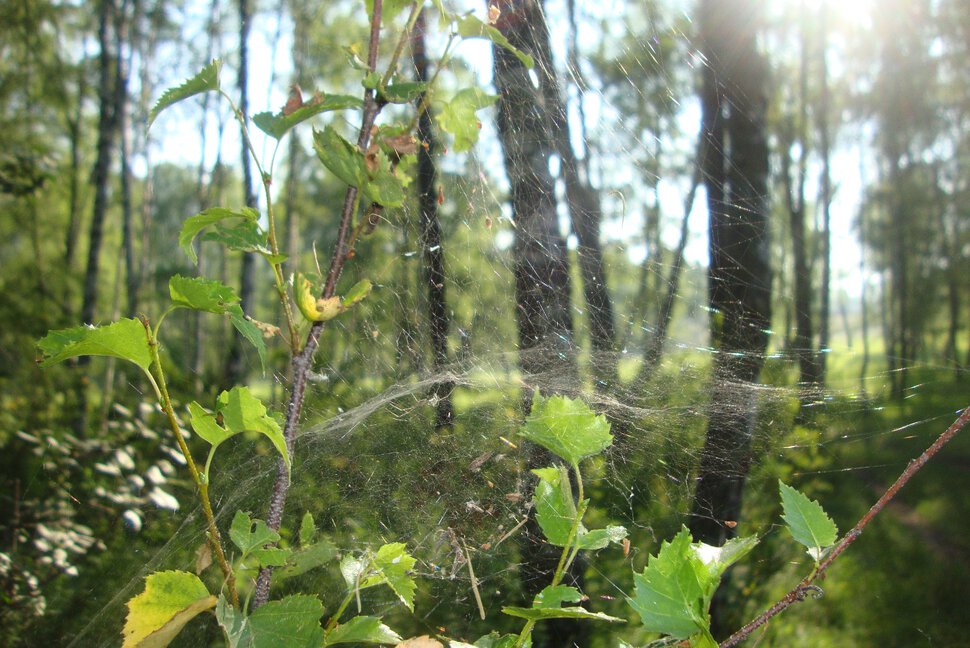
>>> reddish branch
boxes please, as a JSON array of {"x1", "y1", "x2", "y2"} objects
[
  {"x1": 720, "y1": 404, "x2": 970, "y2": 647},
  {"x1": 251, "y1": 0, "x2": 385, "y2": 609}
]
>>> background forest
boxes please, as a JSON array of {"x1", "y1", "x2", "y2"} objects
[{"x1": 3, "y1": 0, "x2": 970, "y2": 646}]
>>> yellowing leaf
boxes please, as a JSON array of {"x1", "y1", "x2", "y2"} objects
[{"x1": 122, "y1": 571, "x2": 216, "y2": 648}]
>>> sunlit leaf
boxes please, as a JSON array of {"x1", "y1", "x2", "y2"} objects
[
  {"x1": 122, "y1": 571, "x2": 216, "y2": 648},
  {"x1": 217, "y1": 387, "x2": 288, "y2": 473},
  {"x1": 253, "y1": 94, "x2": 364, "y2": 139},
  {"x1": 322, "y1": 615, "x2": 402, "y2": 645},
  {"x1": 457, "y1": 16, "x2": 534, "y2": 68},
  {"x1": 187, "y1": 401, "x2": 233, "y2": 448},
  {"x1": 531, "y1": 466, "x2": 575, "y2": 546},
  {"x1": 779, "y1": 481, "x2": 838, "y2": 561},
  {"x1": 436, "y1": 88, "x2": 498, "y2": 153},
  {"x1": 148, "y1": 60, "x2": 221, "y2": 128},
  {"x1": 299, "y1": 511, "x2": 316, "y2": 546},
  {"x1": 342, "y1": 279, "x2": 373, "y2": 307},
  {"x1": 38, "y1": 318, "x2": 152, "y2": 371},
  {"x1": 229, "y1": 511, "x2": 281, "y2": 558},
  {"x1": 169, "y1": 275, "x2": 240, "y2": 314},
  {"x1": 178, "y1": 207, "x2": 260, "y2": 264},
  {"x1": 519, "y1": 393, "x2": 613, "y2": 466},
  {"x1": 627, "y1": 527, "x2": 710, "y2": 640},
  {"x1": 362, "y1": 542, "x2": 417, "y2": 611}
]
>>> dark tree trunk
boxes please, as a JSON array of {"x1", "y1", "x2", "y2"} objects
[
  {"x1": 412, "y1": 10, "x2": 454, "y2": 428},
  {"x1": 224, "y1": 0, "x2": 258, "y2": 387},
  {"x1": 116, "y1": 0, "x2": 139, "y2": 317},
  {"x1": 80, "y1": 0, "x2": 119, "y2": 327},
  {"x1": 689, "y1": 0, "x2": 772, "y2": 548},
  {"x1": 535, "y1": 0, "x2": 617, "y2": 387},
  {"x1": 492, "y1": 2, "x2": 579, "y2": 645}
]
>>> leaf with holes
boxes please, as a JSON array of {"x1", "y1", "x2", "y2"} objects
[
  {"x1": 169, "y1": 275, "x2": 240, "y2": 314},
  {"x1": 148, "y1": 60, "x2": 221, "y2": 128}
]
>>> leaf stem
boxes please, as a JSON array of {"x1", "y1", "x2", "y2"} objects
[{"x1": 141, "y1": 317, "x2": 239, "y2": 608}]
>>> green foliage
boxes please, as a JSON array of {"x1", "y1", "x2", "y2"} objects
[
  {"x1": 779, "y1": 480, "x2": 839, "y2": 562},
  {"x1": 314, "y1": 126, "x2": 366, "y2": 189},
  {"x1": 628, "y1": 528, "x2": 759, "y2": 646},
  {"x1": 322, "y1": 615, "x2": 402, "y2": 645},
  {"x1": 148, "y1": 60, "x2": 222, "y2": 128},
  {"x1": 436, "y1": 88, "x2": 498, "y2": 153},
  {"x1": 253, "y1": 94, "x2": 364, "y2": 140},
  {"x1": 456, "y1": 16, "x2": 535, "y2": 68},
  {"x1": 216, "y1": 594, "x2": 325, "y2": 648},
  {"x1": 519, "y1": 392, "x2": 613, "y2": 467},
  {"x1": 37, "y1": 318, "x2": 152, "y2": 372},
  {"x1": 189, "y1": 387, "x2": 289, "y2": 476},
  {"x1": 361, "y1": 542, "x2": 418, "y2": 611},
  {"x1": 121, "y1": 571, "x2": 216, "y2": 648}
]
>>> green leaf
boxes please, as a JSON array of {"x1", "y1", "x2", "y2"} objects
[
  {"x1": 779, "y1": 481, "x2": 838, "y2": 560},
  {"x1": 519, "y1": 393, "x2": 613, "y2": 466},
  {"x1": 252, "y1": 547, "x2": 291, "y2": 568},
  {"x1": 364, "y1": 0, "x2": 412, "y2": 24},
  {"x1": 436, "y1": 88, "x2": 498, "y2": 153},
  {"x1": 229, "y1": 312, "x2": 268, "y2": 374},
  {"x1": 340, "y1": 554, "x2": 368, "y2": 590},
  {"x1": 169, "y1": 275, "x2": 240, "y2": 314},
  {"x1": 533, "y1": 585, "x2": 582, "y2": 609},
  {"x1": 531, "y1": 466, "x2": 576, "y2": 547},
  {"x1": 577, "y1": 524, "x2": 628, "y2": 550},
  {"x1": 502, "y1": 606, "x2": 624, "y2": 623},
  {"x1": 122, "y1": 571, "x2": 216, "y2": 648},
  {"x1": 362, "y1": 542, "x2": 417, "y2": 611},
  {"x1": 218, "y1": 387, "x2": 288, "y2": 473},
  {"x1": 314, "y1": 126, "x2": 366, "y2": 188},
  {"x1": 473, "y1": 633, "x2": 524, "y2": 648},
  {"x1": 299, "y1": 511, "x2": 316, "y2": 546},
  {"x1": 457, "y1": 16, "x2": 534, "y2": 68},
  {"x1": 342, "y1": 279, "x2": 372, "y2": 308},
  {"x1": 229, "y1": 511, "x2": 281, "y2": 558},
  {"x1": 187, "y1": 401, "x2": 234, "y2": 448},
  {"x1": 275, "y1": 539, "x2": 339, "y2": 581},
  {"x1": 692, "y1": 535, "x2": 759, "y2": 584},
  {"x1": 253, "y1": 94, "x2": 364, "y2": 139},
  {"x1": 363, "y1": 165, "x2": 405, "y2": 207},
  {"x1": 38, "y1": 318, "x2": 152, "y2": 371},
  {"x1": 627, "y1": 528, "x2": 710, "y2": 640},
  {"x1": 381, "y1": 81, "x2": 428, "y2": 104},
  {"x1": 218, "y1": 594, "x2": 325, "y2": 648},
  {"x1": 323, "y1": 616, "x2": 402, "y2": 645},
  {"x1": 148, "y1": 60, "x2": 221, "y2": 128},
  {"x1": 178, "y1": 207, "x2": 260, "y2": 264}
]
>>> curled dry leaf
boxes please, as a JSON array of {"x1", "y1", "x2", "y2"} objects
[
  {"x1": 283, "y1": 84, "x2": 303, "y2": 115},
  {"x1": 488, "y1": 3, "x2": 501, "y2": 24},
  {"x1": 383, "y1": 133, "x2": 417, "y2": 157}
]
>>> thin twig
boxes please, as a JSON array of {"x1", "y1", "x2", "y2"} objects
[
  {"x1": 251, "y1": 0, "x2": 385, "y2": 609},
  {"x1": 462, "y1": 539, "x2": 486, "y2": 620},
  {"x1": 720, "y1": 404, "x2": 970, "y2": 647}
]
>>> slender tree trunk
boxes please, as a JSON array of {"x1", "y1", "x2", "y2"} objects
[
  {"x1": 116, "y1": 0, "x2": 139, "y2": 317},
  {"x1": 816, "y1": 1, "x2": 832, "y2": 385},
  {"x1": 65, "y1": 65, "x2": 87, "y2": 272},
  {"x1": 224, "y1": 0, "x2": 258, "y2": 387},
  {"x1": 413, "y1": 10, "x2": 454, "y2": 428},
  {"x1": 689, "y1": 0, "x2": 772, "y2": 548},
  {"x1": 493, "y1": 2, "x2": 579, "y2": 644},
  {"x1": 535, "y1": 0, "x2": 616, "y2": 386}
]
